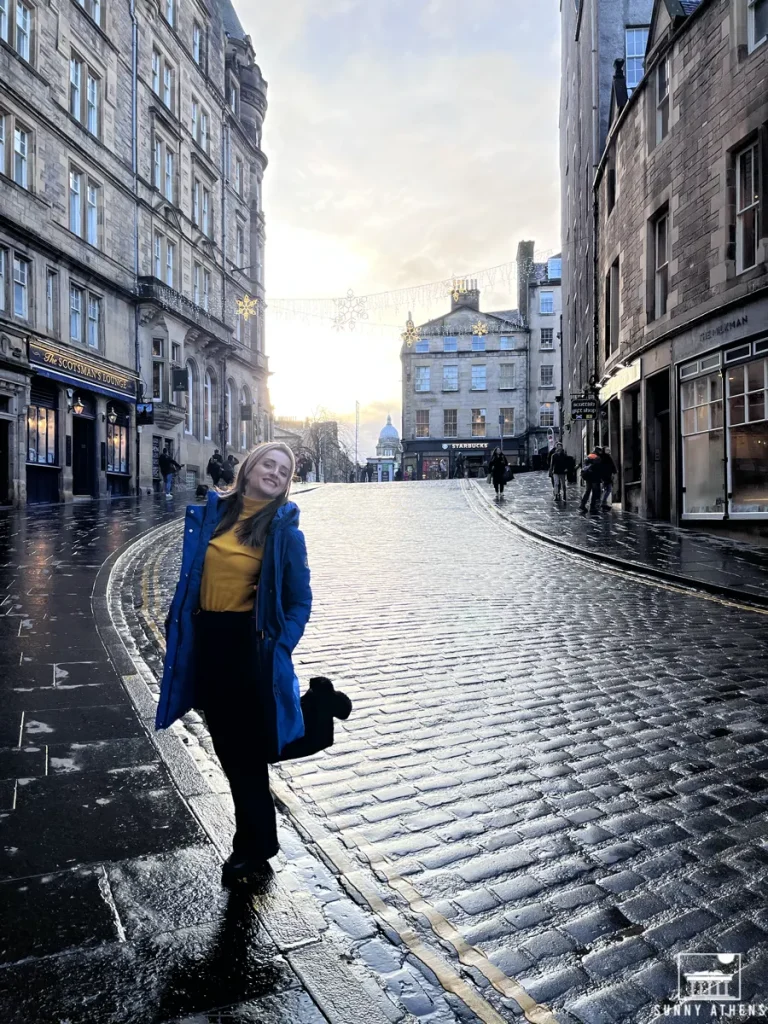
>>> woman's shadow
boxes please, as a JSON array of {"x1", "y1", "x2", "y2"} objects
[{"x1": 152, "y1": 875, "x2": 288, "y2": 1023}]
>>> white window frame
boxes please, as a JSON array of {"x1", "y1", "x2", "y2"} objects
[
  {"x1": 12, "y1": 253, "x2": 29, "y2": 319},
  {"x1": 164, "y1": 0, "x2": 174, "y2": 28},
  {"x1": 500, "y1": 407, "x2": 515, "y2": 435},
  {"x1": 0, "y1": 247, "x2": 6, "y2": 314},
  {"x1": 14, "y1": 0, "x2": 31, "y2": 62},
  {"x1": 12, "y1": 122, "x2": 29, "y2": 188},
  {"x1": 539, "y1": 404, "x2": 555, "y2": 428},
  {"x1": 164, "y1": 148, "x2": 174, "y2": 203},
  {"x1": 748, "y1": 0, "x2": 768, "y2": 52},
  {"x1": 656, "y1": 57, "x2": 670, "y2": 144},
  {"x1": 500, "y1": 363, "x2": 516, "y2": 390},
  {"x1": 240, "y1": 387, "x2": 250, "y2": 450},
  {"x1": 202, "y1": 186, "x2": 211, "y2": 236},
  {"x1": 152, "y1": 50, "x2": 175, "y2": 115},
  {"x1": 70, "y1": 283, "x2": 84, "y2": 341},
  {"x1": 471, "y1": 364, "x2": 487, "y2": 391},
  {"x1": 235, "y1": 157, "x2": 243, "y2": 196},
  {"x1": 625, "y1": 27, "x2": 649, "y2": 91},
  {"x1": 471, "y1": 408, "x2": 487, "y2": 438},
  {"x1": 442, "y1": 365, "x2": 459, "y2": 392},
  {"x1": 414, "y1": 366, "x2": 430, "y2": 393},
  {"x1": 236, "y1": 224, "x2": 245, "y2": 267},
  {"x1": 541, "y1": 328, "x2": 554, "y2": 350},
  {"x1": 443, "y1": 336, "x2": 458, "y2": 352},
  {"x1": 539, "y1": 290, "x2": 555, "y2": 315},
  {"x1": 185, "y1": 360, "x2": 196, "y2": 435},
  {"x1": 70, "y1": 53, "x2": 100, "y2": 137},
  {"x1": 204, "y1": 370, "x2": 213, "y2": 440},
  {"x1": 75, "y1": 0, "x2": 102, "y2": 25},
  {"x1": 69, "y1": 166, "x2": 100, "y2": 245},
  {"x1": 415, "y1": 409, "x2": 429, "y2": 438},
  {"x1": 540, "y1": 365, "x2": 554, "y2": 388},
  {"x1": 45, "y1": 267, "x2": 58, "y2": 334},
  {"x1": 736, "y1": 141, "x2": 760, "y2": 274},
  {"x1": 87, "y1": 293, "x2": 101, "y2": 349},
  {"x1": 193, "y1": 22, "x2": 203, "y2": 65}
]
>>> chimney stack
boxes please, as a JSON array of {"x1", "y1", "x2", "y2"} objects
[{"x1": 450, "y1": 277, "x2": 480, "y2": 312}]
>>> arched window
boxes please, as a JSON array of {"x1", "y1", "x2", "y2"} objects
[
  {"x1": 204, "y1": 369, "x2": 216, "y2": 441},
  {"x1": 185, "y1": 359, "x2": 198, "y2": 436},
  {"x1": 226, "y1": 379, "x2": 234, "y2": 447},
  {"x1": 240, "y1": 385, "x2": 251, "y2": 450}
]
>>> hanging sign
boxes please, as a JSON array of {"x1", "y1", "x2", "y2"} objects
[{"x1": 571, "y1": 394, "x2": 599, "y2": 420}]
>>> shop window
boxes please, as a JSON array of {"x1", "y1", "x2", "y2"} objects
[
  {"x1": 471, "y1": 409, "x2": 486, "y2": 437},
  {"x1": 106, "y1": 410, "x2": 129, "y2": 474},
  {"x1": 415, "y1": 410, "x2": 429, "y2": 438},
  {"x1": 728, "y1": 357, "x2": 768, "y2": 514},
  {"x1": 443, "y1": 337, "x2": 458, "y2": 353},
  {"x1": 681, "y1": 371, "x2": 725, "y2": 515},
  {"x1": 27, "y1": 404, "x2": 57, "y2": 464},
  {"x1": 442, "y1": 365, "x2": 458, "y2": 391},
  {"x1": 735, "y1": 141, "x2": 760, "y2": 274},
  {"x1": 443, "y1": 409, "x2": 457, "y2": 437}
]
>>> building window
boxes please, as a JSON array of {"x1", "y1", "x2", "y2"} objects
[
  {"x1": 415, "y1": 410, "x2": 429, "y2": 438},
  {"x1": 235, "y1": 157, "x2": 243, "y2": 196},
  {"x1": 46, "y1": 268, "x2": 58, "y2": 334},
  {"x1": 70, "y1": 283, "x2": 83, "y2": 340},
  {"x1": 236, "y1": 224, "x2": 245, "y2": 267},
  {"x1": 1, "y1": 0, "x2": 33, "y2": 61},
  {"x1": 204, "y1": 370, "x2": 213, "y2": 440},
  {"x1": 500, "y1": 336, "x2": 514, "y2": 350},
  {"x1": 500, "y1": 363, "x2": 516, "y2": 390},
  {"x1": 414, "y1": 366, "x2": 430, "y2": 392},
  {"x1": 605, "y1": 258, "x2": 620, "y2": 357},
  {"x1": 0, "y1": 248, "x2": 5, "y2": 313},
  {"x1": 9, "y1": 122, "x2": 29, "y2": 189},
  {"x1": 228, "y1": 77, "x2": 239, "y2": 116},
  {"x1": 69, "y1": 169, "x2": 100, "y2": 245},
  {"x1": 154, "y1": 135, "x2": 176, "y2": 203},
  {"x1": 540, "y1": 290, "x2": 555, "y2": 315},
  {"x1": 152, "y1": 338, "x2": 164, "y2": 401},
  {"x1": 164, "y1": 149, "x2": 174, "y2": 203},
  {"x1": 606, "y1": 150, "x2": 616, "y2": 214},
  {"x1": 656, "y1": 56, "x2": 670, "y2": 145},
  {"x1": 27, "y1": 404, "x2": 57, "y2": 465},
  {"x1": 471, "y1": 408, "x2": 486, "y2": 437},
  {"x1": 12, "y1": 254, "x2": 29, "y2": 319},
  {"x1": 539, "y1": 404, "x2": 555, "y2": 428},
  {"x1": 500, "y1": 408, "x2": 515, "y2": 435},
  {"x1": 69, "y1": 168, "x2": 81, "y2": 235},
  {"x1": 106, "y1": 415, "x2": 128, "y2": 473},
  {"x1": 70, "y1": 55, "x2": 100, "y2": 136},
  {"x1": 153, "y1": 231, "x2": 176, "y2": 288},
  {"x1": 728, "y1": 357, "x2": 768, "y2": 513},
  {"x1": 193, "y1": 22, "x2": 203, "y2": 65},
  {"x1": 471, "y1": 365, "x2": 487, "y2": 390},
  {"x1": 625, "y1": 27, "x2": 649, "y2": 91},
  {"x1": 185, "y1": 360, "x2": 197, "y2": 435},
  {"x1": 547, "y1": 256, "x2": 562, "y2": 280},
  {"x1": 736, "y1": 141, "x2": 760, "y2": 274},
  {"x1": 192, "y1": 178, "x2": 200, "y2": 225},
  {"x1": 654, "y1": 213, "x2": 669, "y2": 316},
  {"x1": 414, "y1": 339, "x2": 429, "y2": 353},
  {"x1": 87, "y1": 293, "x2": 101, "y2": 348},
  {"x1": 471, "y1": 336, "x2": 486, "y2": 352},
  {"x1": 166, "y1": 240, "x2": 175, "y2": 287},
  {"x1": 164, "y1": 0, "x2": 174, "y2": 28},
  {"x1": 152, "y1": 50, "x2": 175, "y2": 114},
  {"x1": 540, "y1": 365, "x2": 554, "y2": 388},
  {"x1": 541, "y1": 328, "x2": 554, "y2": 349},
  {"x1": 191, "y1": 97, "x2": 210, "y2": 153},
  {"x1": 442, "y1": 365, "x2": 459, "y2": 391},
  {"x1": 443, "y1": 336, "x2": 458, "y2": 352},
  {"x1": 748, "y1": 0, "x2": 768, "y2": 52},
  {"x1": 202, "y1": 186, "x2": 211, "y2": 236},
  {"x1": 681, "y1": 371, "x2": 725, "y2": 515},
  {"x1": 444, "y1": 409, "x2": 457, "y2": 437},
  {"x1": 75, "y1": 0, "x2": 102, "y2": 25}
]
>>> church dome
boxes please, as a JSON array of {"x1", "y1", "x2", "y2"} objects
[{"x1": 379, "y1": 415, "x2": 399, "y2": 442}]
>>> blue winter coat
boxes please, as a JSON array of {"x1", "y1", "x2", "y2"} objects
[{"x1": 156, "y1": 491, "x2": 312, "y2": 756}]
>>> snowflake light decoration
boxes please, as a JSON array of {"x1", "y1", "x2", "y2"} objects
[
  {"x1": 333, "y1": 289, "x2": 368, "y2": 331},
  {"x1": 402, "y1": 314, "x2": 420, "y2": 348},
  {"x1": 472, "y1": 320, "x2": 489, "y2": 336},
  {"x1": 236, "y1": 295, "x2": 259, "y2": 321}
]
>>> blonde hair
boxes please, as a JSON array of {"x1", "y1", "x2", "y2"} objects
[{"x1": 214, "y1": 442, "x2": 297, "y2": 548}]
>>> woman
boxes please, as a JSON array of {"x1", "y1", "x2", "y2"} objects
[
  {"x1": 488, "y1": 447, "x2": 509, "y2": 500},
  {"x1": 157, "y1": 442, "x2": 312, "y2": 885}
]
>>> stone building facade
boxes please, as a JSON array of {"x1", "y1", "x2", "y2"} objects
[
  {"x1": 400, "y1": 244, "x2": 562, "y2": 479},
  {"x1": 0, "y1": 0, "x2": 269, "y2": 506},
  {"x1": 594, "y1": 0, "x2": 768, "y2": 526},
  {"x1": 560, "y1": 0, "x2": 654, "y2": 463}
]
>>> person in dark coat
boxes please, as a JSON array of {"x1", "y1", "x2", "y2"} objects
[
  {"x1": 488, "y1": 447, "x2": 509, "y2": 499},
  {"x1": 599, "y1": 446, "x2": 617, "y2": 509},
  {"x1": 549, "y1": 443, "x2": 569, "y2": 501},
  {"x1": 158, "y1": 448, "x2": 181, "y2": 498},
  {"x1": 158, "y1": 442, "x2": 312, "y2": 886},
  {"x1": 579, "y1": 450, "x2": 603, "y2": 513},
  {"x1": 206, "y1": 450, "x2": 224, "y2": 488}
]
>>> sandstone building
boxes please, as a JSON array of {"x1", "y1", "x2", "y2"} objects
[
  {"x1": 400, "y1": 245, "x2": 562, "y2": 479},
  {"x1": 594, "y1": 0, "x2": 767, "y2": 525},
  {"x1": 0, "y1": 0, "x2": 269, "y2": 505}
]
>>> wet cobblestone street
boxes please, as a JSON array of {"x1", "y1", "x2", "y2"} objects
[{"x1": 132, "y1": 480, "x2": 768, "y2": 1024}]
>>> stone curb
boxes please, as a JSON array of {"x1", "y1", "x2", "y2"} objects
[
  {"x1": 468, "y1": 481, "x2": 768, "y2": 613},
  {"x1": 90, "y1": 518, "x2": 416, "y2": 1024}
]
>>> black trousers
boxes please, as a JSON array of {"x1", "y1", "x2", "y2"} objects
[{"x1": 194, "y1": 610, "x2": 278, "y2": 860}]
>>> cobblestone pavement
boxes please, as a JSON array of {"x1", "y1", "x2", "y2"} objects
[
  {"x1": 133, "y1": 480, "x2": 768, "y2": 1024},
  {"x1": 486, "y1": 472, "x2": 768, "y2": 602}
]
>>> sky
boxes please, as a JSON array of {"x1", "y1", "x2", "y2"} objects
[{"x1": 237, "y1": 0, "x2": 562, "y2": 458}]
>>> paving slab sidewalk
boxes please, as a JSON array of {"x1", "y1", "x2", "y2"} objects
[
  {"x1": 0, "y1": 497, "x2": 418, "y2": 1024},
  {"x1": 474, "y1": 473, "x2": 768, "y2": 604}
]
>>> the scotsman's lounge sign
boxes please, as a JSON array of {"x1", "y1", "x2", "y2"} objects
[{"x1": 29, "y1": 341, "x2": 138, "y2": 401}]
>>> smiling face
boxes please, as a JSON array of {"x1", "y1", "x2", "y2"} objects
[{"x1": 243, "y1": 449, "x2": 293, "y2": 501}]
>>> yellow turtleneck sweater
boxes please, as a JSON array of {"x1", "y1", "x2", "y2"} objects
[{"x1": 199, "y1": 496, "x2": 270, "y2": 612}]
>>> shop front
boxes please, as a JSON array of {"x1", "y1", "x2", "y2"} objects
[
  {"x1": 402, "y1": 439, "x2": 498, "y2": 479},
  {"x1": 27, "y1": 340, "x2": 139, "y2": 504}
]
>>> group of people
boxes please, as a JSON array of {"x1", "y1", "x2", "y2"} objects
[
  {"x1": 207, "y1": 450, "x2": 240, "y2": 488},
  {"x1": 546, "y1": 442, "x2": 616, "y2": 512}
]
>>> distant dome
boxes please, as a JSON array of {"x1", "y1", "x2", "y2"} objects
[{"x1": 379, "y1": 415, "x2": 399, "y2": 441}]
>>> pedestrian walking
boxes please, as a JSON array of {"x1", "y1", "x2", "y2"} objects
[
  {"x1": 599, "y1": 446, "x2": 617, "y2": 509},
  {"x1": 488, "y1": 447, "x2": 509, "y2": 499},
  {"x1": 579, "y1": 449, "x2": 603, "y2": 513},
  {"x1": 549, "y1": 442, "x2": 569, "y2": 501},
  {"x1": 206, "y1": 450, "x2": 224, "y2": 488},
  {"x1": 157, "y1": 441, "x2": 313, "y2": 885},
  {"x1": 158, "y1": 448, "x2": 182, "y2": 498}
]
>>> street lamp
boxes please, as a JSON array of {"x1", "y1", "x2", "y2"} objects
[
  {"x1": 107, "y1": 406, "x2": 118, "y2": 425},
  {"x1": 72, "y1": 395, "x2": 84, "y2": 416}
]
